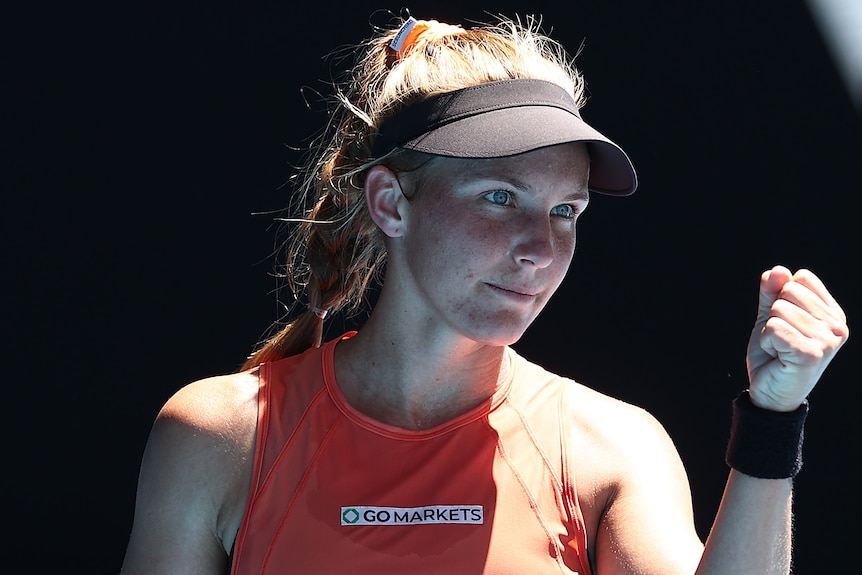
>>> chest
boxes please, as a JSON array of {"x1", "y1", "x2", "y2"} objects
[{"x1": 232, "y1": 404, "x2": 592, "y2": 574}]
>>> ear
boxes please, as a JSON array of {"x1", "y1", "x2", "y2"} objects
[{"x1": 365, "y1": 165, "x2": 408, "y2": 238}]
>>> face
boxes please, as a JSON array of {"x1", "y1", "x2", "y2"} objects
[{"x1": 388, "y1": 142, "x2": 590, "y2": 347}]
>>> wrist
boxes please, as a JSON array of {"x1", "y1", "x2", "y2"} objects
[
  {"x1": 747, "y1": 388, "x2": 806, "y2": 413},
  {"x1": 725, "y1": 390, "x2": 808, "y2": 479}
]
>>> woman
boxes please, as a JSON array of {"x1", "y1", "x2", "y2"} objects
[{"x1": 121, "y1": 15, "x2": 848, "y2": 574}]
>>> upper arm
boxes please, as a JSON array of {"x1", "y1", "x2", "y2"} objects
[
  {"x1": 121, "y1": 372, "x2": 258, "y2": 575},
  {"x1": 591, "y1": 404, "x2": 705, "y2": 575}
]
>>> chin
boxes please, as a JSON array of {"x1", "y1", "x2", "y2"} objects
[
  {"x1": 462, "y1": 322, "x2": 532, "y2": 348},
  {"x1": 450, "y1": 306, "x2": 544, "y2": 347}
]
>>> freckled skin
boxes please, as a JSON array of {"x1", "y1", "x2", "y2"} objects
[{"x1": 388, "y1": 143, "x2": 591, "y2": 347}]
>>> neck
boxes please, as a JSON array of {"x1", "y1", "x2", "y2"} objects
[{"x1": 334, "y1": 310, "x2": 511, "y2": 430}]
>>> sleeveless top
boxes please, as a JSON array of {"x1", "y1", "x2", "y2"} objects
[{"x1": 231, "y1": 333, "x2": 593, "y2": 574}]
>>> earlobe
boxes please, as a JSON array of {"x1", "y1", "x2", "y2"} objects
[{"x1": 365, "y1": 165, "x2": 407, "y2": 238}]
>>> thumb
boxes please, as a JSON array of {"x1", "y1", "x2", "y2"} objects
[{"x1": 755, "y1": 265, "x2": 793, "y2": 325}]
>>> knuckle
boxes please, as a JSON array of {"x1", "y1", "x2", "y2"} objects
[
  {"x1": 769, "y1": 298, "x2": 794, "y2": 316},
  {"x1": 793, "y1": 268, "x2": 814, "y2": 280},
  {"x1": 797, "y1": 343, "x2": 826, "y2": 363},
  {"x1": 823, "y1": 316, "x2": 850, "y2": 341}
]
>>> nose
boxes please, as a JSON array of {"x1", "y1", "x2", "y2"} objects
[{"x1": 510, "y1": 216, "x2": 555, "y2": 268}]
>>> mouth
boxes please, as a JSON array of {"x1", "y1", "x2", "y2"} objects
[{"x1": 486, "y1": 283, "x2": 539, "y2": 302}]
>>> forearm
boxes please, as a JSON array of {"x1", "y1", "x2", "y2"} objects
[{"x1": 696, "y1": 470, "x2": 793, "y2": 575}]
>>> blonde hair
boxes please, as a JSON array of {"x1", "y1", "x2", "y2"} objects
[{"x1": 241, "y1": 15, "x2": 587, "y2": 370}]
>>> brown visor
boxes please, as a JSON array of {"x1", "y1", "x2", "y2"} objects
[{"x1": 371, "y1": 79, "x2": 637, "y2": 196}]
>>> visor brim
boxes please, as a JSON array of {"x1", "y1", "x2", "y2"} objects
[{"x1": 398, "y1": 105, "x2": 637, "y2": 196}]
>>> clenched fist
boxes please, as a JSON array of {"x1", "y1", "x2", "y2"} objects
[{"x1": 746, "y1": 265, "x2": 849, "y2": 412}]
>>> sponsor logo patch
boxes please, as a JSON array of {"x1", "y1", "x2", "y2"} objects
[{"x1": 341, "y1": 505, "x2": 484, "y2": 526}]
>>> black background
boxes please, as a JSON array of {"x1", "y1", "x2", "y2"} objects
[{"x1": 6, "y1": 1, "x2": 860, "y2": 573}]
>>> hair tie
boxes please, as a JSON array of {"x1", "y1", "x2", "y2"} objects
[
  {"x1": 389, "y1": 17, "x2": 431, "y2": 60},
  {"x1": 307, "y1": 304, "x2": 329, "y2": 320}
]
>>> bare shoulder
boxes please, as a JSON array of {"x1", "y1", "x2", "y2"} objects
[
  {"x1": 122, "y1": 369, "x2": 260, "y2": 574},
  {"x1": 565, "y1": 382, "x2": 688, "y2": 495},
  {"x1": 158, "y1": 369, "x2": 260, "y2": 439},
  {"x1": 565, "y1": 382, "x2": 704, "y2": 573},
  {"x1": 567, "y1": 383, "x2": 676, "y2": 455},
  {"x1": 151, "y1": 370, "x2": 260, "y2": 491}
]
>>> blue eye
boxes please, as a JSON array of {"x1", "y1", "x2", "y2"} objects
[
  {"x1": 485, "y1": 190, "x2": 512, "y2": 205},
  {"x1": 551, "y1": 204, "x2": 575, "y2": 219}
]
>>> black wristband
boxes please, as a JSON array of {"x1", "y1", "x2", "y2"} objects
[{"x1": 725, "y1": 390, "x2": 809, "y2": 479}]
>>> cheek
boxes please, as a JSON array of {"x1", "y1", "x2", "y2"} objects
[
  {"x1": 556, "y1": 231, "x2": 577, "y2": 262},
  {"x1": 547, "y1": 227, "x2": 578, "y2": 280},
  {"x1": 414, "y1": 204, "x2": 509, "y2": 261},
  {"x1": 448, "y1": 218, "x2": 513, "y2": 275}
]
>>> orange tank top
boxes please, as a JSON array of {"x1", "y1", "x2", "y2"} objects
[{"x1": 231, "y1": 333, "x2": 593, "y2": 574}]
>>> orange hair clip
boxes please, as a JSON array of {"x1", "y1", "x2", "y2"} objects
[{"x1": 388, "y1": 17, "x2": 431, "y2": 60}]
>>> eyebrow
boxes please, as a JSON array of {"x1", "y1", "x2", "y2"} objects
[
  {"x1": 502, "y1": 176, "x2": 590, "y2": 203},
  {"x1": 563, "y1": 189, "x2": 591, "y2": 203},
  {"x1": 453, "y1": 157, "x2": 591, "y2": 202}
]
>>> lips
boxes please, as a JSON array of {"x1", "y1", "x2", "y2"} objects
[{"x1": 486, "y1": 283, "x2": 540, "y2": 298}]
